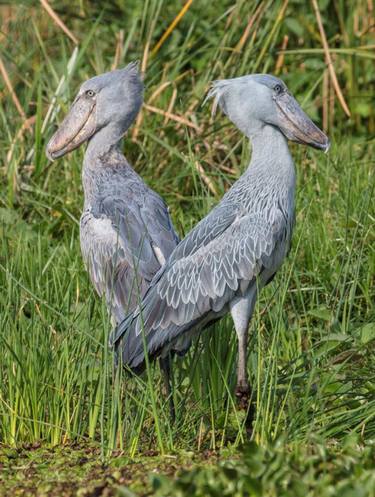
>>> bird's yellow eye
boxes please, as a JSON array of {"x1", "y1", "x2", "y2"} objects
[{"x1": 86, "y1": 90, "x2": 95, "y2": 97}]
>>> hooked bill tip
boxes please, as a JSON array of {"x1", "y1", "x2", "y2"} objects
[
  {"x1": 324, "y1": 138, "x2": 331, "y2": 154},
  {"x1": 312, "y1": 137, "x2": 330, "y2": 153},
  {"x1": 46, "y1": 148, "x2": 56, "y2": 162},
  {"x1": 46, "y1": 138, "x2": 68, "y2": 161},
  {"x1": 314, "y1": 135, "x2": 330, "y2": 153},
  {"x1": 45, "y1": 139, "x2": 62, "y2": 161}
]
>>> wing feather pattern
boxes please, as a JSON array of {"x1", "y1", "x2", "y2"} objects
[
  {"x1": 112, "y1": 202, "x2": 288, "y2": 368},
  {"x1": 80, "y1": 185, "x2": 179, "y2": 323}
]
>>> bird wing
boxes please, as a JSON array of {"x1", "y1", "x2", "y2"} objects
[
  {"x1": 164, "y1": 203, "x2": 240, "y2": 264},
  {"x1": 81, "y1": 189, "x2": 179, "y2": 322},
  {"x1": 111, "y1": 202, "x2": 287, "y2": 358}
]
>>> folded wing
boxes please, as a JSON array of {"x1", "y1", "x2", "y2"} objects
[
  {"x1": 112, "y1": 202, "x2": 287, "y2": 367},
  {"x1": 81, "y1": 186, "x2": 179, "y2": 322}
]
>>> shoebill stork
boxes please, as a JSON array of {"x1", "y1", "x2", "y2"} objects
[
  {"x1": 111, "y1": 74, "x2": 329, "y2": 421},
  {"x1": 45, "y1": 63, "x2": 180, "y2": 414}
]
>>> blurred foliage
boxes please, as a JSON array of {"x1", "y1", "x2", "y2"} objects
[{"x1": 150, "y1": 438, "x2": 375, "y2": 497}]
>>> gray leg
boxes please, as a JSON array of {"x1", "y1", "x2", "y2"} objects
[
  {"x1": 160, "y1": 354, "x2": 175, "y2": 423},
  {"x1": 230, "y1": 286, "x2": 257, "y2": 420}
]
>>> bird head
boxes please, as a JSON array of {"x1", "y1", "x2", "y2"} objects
[
  {"x1": 46, "y1": 61, "x2": 143, "y2": 160},
  {"x1": 205, "y1": 74, "x2": 330, "y2": 152}
]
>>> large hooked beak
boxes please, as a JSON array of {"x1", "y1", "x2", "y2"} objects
[
  {"x1": 275, "y1": 93, "x2": 330, "y2": 152},
  {"x1": 46, "y1": 96, "x2": 97, "y2": 161}
]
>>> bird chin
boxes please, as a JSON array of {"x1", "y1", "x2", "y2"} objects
[{"x1": 46, "y1": 100, "x2": 97, "y2": 160}]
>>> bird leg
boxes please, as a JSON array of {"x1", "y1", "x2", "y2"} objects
[
  {"x1": 235, "y1": 328, "x2": 256, "y2": 429},
  {"x1": 235, "y1": 328, "x2": 251, "y2": 410},
  {"x1": 159, "y1": 354, "x2": 176, "y2": 423},
  {"x1": 230, "y1": 288, "x2": 257, "y2": 428}
]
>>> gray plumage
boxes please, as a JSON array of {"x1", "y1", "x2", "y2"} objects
[
  {"x1": 111, "y1": 73, "x2": 329, "y2": 402},
  {"x1": 80, "y1": 155, "x2": 178, "y2": 322},
  {"x1": 46, "y1": 63, "x2": 179, "y2": 324}
]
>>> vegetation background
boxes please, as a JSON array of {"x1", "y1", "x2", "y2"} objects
[{"x1": 0, "y1": 0, "x2": 374, "y2": 495}]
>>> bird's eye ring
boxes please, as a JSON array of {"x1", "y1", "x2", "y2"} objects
[
  {"x1": 274, "y1": 84, "x2": 283, "y2": 95},
  {"x1": 86, "y1": 90, "x2": 95, "y2": 97}
]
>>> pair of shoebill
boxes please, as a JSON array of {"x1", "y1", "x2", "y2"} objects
[{"x1": 46, "y1": 62, "x2": 329, "y2": 423}]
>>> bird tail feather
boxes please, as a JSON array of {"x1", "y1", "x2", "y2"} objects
[{"x1": 110, "y1": 287, "x2": 198, "y2": 373}]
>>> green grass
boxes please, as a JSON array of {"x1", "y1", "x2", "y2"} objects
[{"x1": 0, "y1": 0, "x2": 374, "y2": 495}]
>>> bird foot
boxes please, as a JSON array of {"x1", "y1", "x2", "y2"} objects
[
  {"x1": 235, "y1": 383, "x2": 251, "y2": 410},
  {"x1": 235, "y1": 383, "x2": 254, "y2": 433}
]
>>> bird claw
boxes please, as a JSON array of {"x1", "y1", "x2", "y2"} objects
[
  {"x1": 235, "y1": 383, "x2": 254, "y2": 433},
  {"x1": 235, "y1": 383, "x2": 251, "y2": 410}
]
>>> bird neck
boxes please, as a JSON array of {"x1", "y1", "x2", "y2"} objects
[
  {"x1": 85, "y1": 122, "x2": 125, "y2": 162},
  {"x1": 82, "y1": 124, "x2": 138, "y2": 206},
  {"x1": 247, "y1": 124, "x2": 294, "y2": 176}
]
